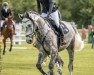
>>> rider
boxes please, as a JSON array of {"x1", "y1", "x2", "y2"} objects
[
  {"x1": 36, "y1": 0, "x2": 66, "y2": 45},
  {"x1": 0, "y1": 2, "x2": 15, "y2": 34}
]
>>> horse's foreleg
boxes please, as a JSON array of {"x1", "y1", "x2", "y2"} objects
[
  {"x1": 48, "y1": 50, "x2": 58, "y2": 75},
  {"x1": 3, "y1": 39, "x2": 6, "y2": 55},
  {"x1": 56, "y1": 55, "x2": 64, "y2": 75},
  {"x1": 9, "y1": 38, "x2": 13, "y2": 52},
  {"x1": 36, "y1": 51, "x2": 47, "y2": 75},
  {"x1": 67, "y1": 49, "x2": 74, "y2": 75}
]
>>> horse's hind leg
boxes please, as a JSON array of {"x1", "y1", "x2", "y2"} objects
[
  {"x1": 56, "y1": 55, "x2": 64, "y2": 75},
  {"x1": 67, "y1": 48, "x2": 74, "y2": 75},
  {"x1": 3, "y1": 39, "x2": 6, "y2": 55},
  {"x1": 36, "y1": 51, "x2": 47, "y2": 75},
  {"x1": 9, "y1": 38, "x2": 13, "y2": 52}
]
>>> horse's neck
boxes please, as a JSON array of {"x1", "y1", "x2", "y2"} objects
[
  {"x1": 8, "y1": 19, "x2": 12, "y2": 26},
  {"x1": 5, "y1": 20, "x2": 12, "y2": 29},
  {"x1": 36, "y1": 17, "x2": 50, "y2": 33},
  {"x1": 35, "y1": 17, "x2": 54, "y2": 43}
]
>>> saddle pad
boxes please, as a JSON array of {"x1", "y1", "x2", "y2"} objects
[{"x1": 60, "y1": 22, "x2": 69, "y2": 34}]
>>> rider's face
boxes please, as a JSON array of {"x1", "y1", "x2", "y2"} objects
[
  {"x1": 4, "y1": 4, "x2": 8, "y2": 7},
  {"x1": 4, "y1": 5, "x2": 8, "y2": 9}
]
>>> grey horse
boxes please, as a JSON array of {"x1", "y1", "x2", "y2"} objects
[{"x1": 19, "y1": 11, "x2": 83, "y2": 75}]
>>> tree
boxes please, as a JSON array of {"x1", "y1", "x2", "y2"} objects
[
  {"x1": 12, "y1": 0, "x2": 36, "y2": 22},
  {"x1": 0, "y1": 0, "x2": 3, "y2": 19},
  {"x1": 2, "y1": 0, "x2": 94, "y2": 28},
  {"x1": 58, "y1": 0, "x2": 94, "y2": 28}
]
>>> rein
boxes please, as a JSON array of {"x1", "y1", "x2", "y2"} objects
[
  {"x1": 22, "y1": 19, "x2": 30, "y2": 23},
  {"x1": 24, "y1": 12, "x2": 51, "y2": 56},
  {"x1": 36, "y1": 29, "x2": 50, "y2": 56}
]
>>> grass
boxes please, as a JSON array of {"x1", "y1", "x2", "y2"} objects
[{"x1": 0, "y1": 42, "x2": 94, "y2": 75}]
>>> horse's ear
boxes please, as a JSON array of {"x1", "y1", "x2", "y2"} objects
[
  {"x1": 18, "y1": 14, "x2": 24, "y2": 19},
  {"x1": 25, "y1": 12, "x2": 30, "y2": 18}
]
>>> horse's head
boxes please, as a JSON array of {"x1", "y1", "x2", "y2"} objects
[
  {"x1": 5, "y1": 16, "x2": 12, "y2": 25},
  {"x1": 19, "y1": 11, "x2": 38, "y2": 44}
]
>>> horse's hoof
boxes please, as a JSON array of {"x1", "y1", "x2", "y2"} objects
[
  {"x1": 9, "y1": 50, "x2": 11, "y2": 52},
  {"x1": 9, "y1": 49, "x2": 12, "y2": 52},
  {"x1": 3, "y1": 52, "x2": 5, "y2": 55},
  {"x1": 44, "y1": 72, "x2": 50, "y2": 75}
]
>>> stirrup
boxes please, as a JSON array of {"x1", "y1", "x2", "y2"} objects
[
  {"x1": 60, "y1": 37, "x2": 66, "y2": 45},
  {"x1": 61, "y1": 40, "x2": 66, "y2": 45}
]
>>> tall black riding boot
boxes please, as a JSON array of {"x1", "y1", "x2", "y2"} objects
[
  {"x1": 58, "y1": 25, "x2": 66, "y2": 45},
  {"x1": 0, "y1": 27, "x2": 2, "y2": 35},
  {"x1": 1, "y1": 27, "x2": 3, "y2": 31},
  {"x1": 13, "y1": 25, "x2": 16, "y2": 35}
]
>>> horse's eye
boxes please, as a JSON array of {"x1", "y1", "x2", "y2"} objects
[{"x1": 28, "y1": 24, "x2": 31, "y2": 27}]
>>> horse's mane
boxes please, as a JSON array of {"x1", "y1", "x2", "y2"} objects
[{"x1": 25, "y1": 10, "x2": 44, "y2": 20}]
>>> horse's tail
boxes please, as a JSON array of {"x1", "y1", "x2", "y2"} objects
[
  {"x1": 74, "y1": 32, "x2": 84, "y2": 51},
  {"x1": 70, "y1": 22, "x2": 84, "y2": 51}
]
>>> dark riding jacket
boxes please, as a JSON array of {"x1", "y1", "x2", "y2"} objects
[
  {"x1": 1, "y1": 8, "x2": 12, "y2": 20},
  {"x1": 37, "y1": 0, "x2": 58, "y2": 14}
]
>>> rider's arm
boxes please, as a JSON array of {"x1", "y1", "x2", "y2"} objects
[
  {"x1": 1, "y1": 9, "x2": 6, "y2": 20},
  {"x1": 36, "y1": 0, "x2": 41, "y2": 14}
]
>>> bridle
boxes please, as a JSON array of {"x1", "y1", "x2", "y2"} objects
[{"x1": 22, "y1": 18, "x2": 36, "y2": 39}]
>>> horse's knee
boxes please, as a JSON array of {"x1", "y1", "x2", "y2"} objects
[
  {"x1": 3, "y1": 50, "x2": 6, "y2": 55},
  {"x1": 11, "y1": 44, "x2": 13, "y2": 46},
  {"x1": 49, "y1": 63, "x2": 54, "y2": 70},
  {"x1": 36, "y1": 63, "x2": 42, "y2": 69},
  {"x1": 3, "y1": 44, "x2": 6, "y2": 47}
]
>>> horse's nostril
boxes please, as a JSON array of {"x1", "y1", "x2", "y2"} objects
[{"x1": 29, "y1": 40, "x2": 32, "y2": 42}]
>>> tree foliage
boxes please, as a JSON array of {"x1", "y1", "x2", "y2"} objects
[
  {"x1": 59, "y1": 0, "x2": 94, "y2": 28},
  {"x1": 0, "y1": 0, "x2": 94, "y2": 28},
  {"x1": 0, "y1": 0, "x2": 3, "y2": 19}
]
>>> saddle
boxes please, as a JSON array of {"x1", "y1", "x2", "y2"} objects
[
  {"x1": 45, "y1": 17, "x2": 69, "y2": 36},
  {"x1": 45, "y1": 17, "x2": 69, "y2": 46}
]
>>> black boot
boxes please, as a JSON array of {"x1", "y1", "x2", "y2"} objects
[
  {"x1": 1, "y1": 27, "x2": 3, "y2": 31},
  {"x1": 13, "y1": 25, "x2": 16, "y2": 35},
  {"x1": 58, "y1": 25, "x2": 66, "y2": 45}
]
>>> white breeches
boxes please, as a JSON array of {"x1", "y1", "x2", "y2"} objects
[
  {"x1": 41, "y1": 13, "x2": 48, "y2": 18},
  {"x1": 0, "y1": 20, "x2": 15, "y2": 27},
  {"x1": 41, "y1": 10, "x2": 60, "y2": 28},
  {"x1": 0, "y1": 20, "x2": 4, "y2": 27}
]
